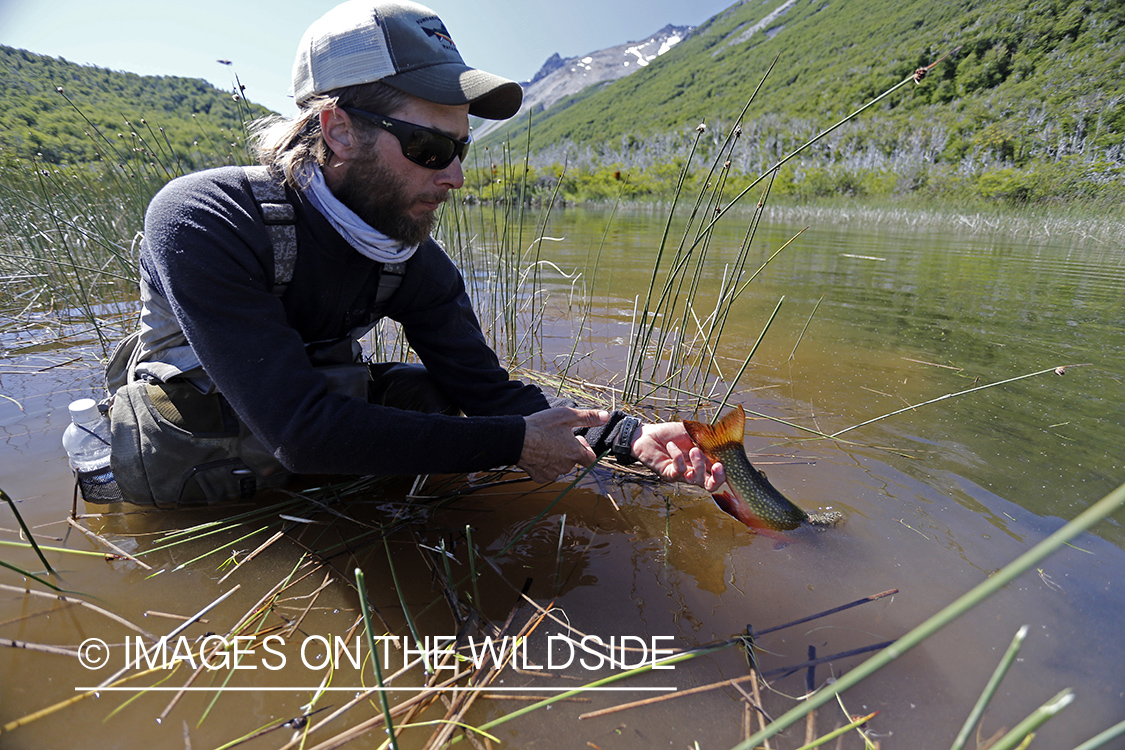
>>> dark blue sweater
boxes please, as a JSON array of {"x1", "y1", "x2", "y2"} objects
[{"x1": 138, "y1": 166, "x2": 549, "y2": 477}]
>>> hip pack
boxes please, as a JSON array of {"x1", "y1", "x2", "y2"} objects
[{"x1": 108, "y1": 346, "x2": 297, "y2": 507}]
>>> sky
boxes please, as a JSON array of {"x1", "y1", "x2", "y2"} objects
[{"x1": 0, "y1": 0, "x2": 736, "y2": 115}]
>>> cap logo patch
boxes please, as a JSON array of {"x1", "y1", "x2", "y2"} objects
[{"x1": 417, "y1": 16, "x2": 456, "y2": 50}]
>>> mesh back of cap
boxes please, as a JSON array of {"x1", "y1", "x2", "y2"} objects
[{"x1": 293, "y1": 2, "x2": 398, "y2": 103}]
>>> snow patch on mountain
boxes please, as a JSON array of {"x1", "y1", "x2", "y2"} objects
[{"x1": 473, "y1": 24, "x2": 691, "y2": 139}]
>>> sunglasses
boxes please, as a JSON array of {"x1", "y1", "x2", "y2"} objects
[{"x1": 342, "y1": 108, "x2": 471, "y2": 170}]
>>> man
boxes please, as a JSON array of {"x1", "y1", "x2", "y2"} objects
[{"x1": 108, "y1": 0, "x2": 723, "y2": 506}]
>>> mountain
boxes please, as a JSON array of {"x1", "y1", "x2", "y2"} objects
[
  {"x1": 484, "y1": 0, "x2": 1124, "y2": 202},
  {"x1": 0, "y1": 45, "x2": 272, "y2": 166},
  {"x1": 473, "y1": 25, "x2": 690, "y2": 140}
]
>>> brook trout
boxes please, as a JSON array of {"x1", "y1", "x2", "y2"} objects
[{"x1": 683, "y1": 405, "x2": 842, "y2": 533}]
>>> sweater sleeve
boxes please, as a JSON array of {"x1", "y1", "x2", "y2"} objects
[
  {"x1": 139, "y1": 168, "x2": 534, "y2": 477},
  {"x1": 387, "y1": 241, "x2": 550, "y2": 418}
]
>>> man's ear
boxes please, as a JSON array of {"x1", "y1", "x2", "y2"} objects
[{"x1": 320, "y1": 108, "x2": 361, "y2": 163}]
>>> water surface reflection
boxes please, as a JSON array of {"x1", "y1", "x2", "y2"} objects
[{"x1": 1, "y1": 207, "x2": 1122, "y2": 748}]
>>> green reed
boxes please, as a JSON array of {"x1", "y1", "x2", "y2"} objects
[
  {"x1": 620, "y1": 52, "x2": 962, "y2": 411},
  {"x1": 0, "y1": 90, "x2": 256, "y2": 356}
]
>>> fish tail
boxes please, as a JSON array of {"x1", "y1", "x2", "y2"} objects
[{"x1": 683, "y1": 404, "x2": 746, "y2": 459}]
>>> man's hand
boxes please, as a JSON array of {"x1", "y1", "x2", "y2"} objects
[
  {"x1": 519, "y1": 407, "x2": 609, "y2": 483},
  {"x1": 631, "y1": 422, "x2": 726, "y2": 492}
]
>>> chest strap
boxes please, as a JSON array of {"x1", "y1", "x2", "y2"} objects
[
  {"x1": 244, "y1": 166, "x2": 297, "y2": 295},
  {"x1": 242, "y1": 165, "x2": 405, "y2": 309}
]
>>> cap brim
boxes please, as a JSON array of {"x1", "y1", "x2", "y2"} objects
[{"x1": 384, "y1": 64, "x2": 523, "y2": 120}]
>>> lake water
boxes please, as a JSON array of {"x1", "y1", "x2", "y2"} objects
[{"x1": 1, "y1": 204, "x2": 1123, "y2": 749}]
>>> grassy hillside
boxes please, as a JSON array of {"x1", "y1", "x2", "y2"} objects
[
  {"x1": 478, "y1": 0, "x2": 1124, "y2": 206},
  {"x1": 0, "y1": 46, "x2": 273, "y2": 167}
]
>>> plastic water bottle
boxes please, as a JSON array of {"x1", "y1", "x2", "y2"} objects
[{"x1": 62, "y1": 398, "x2": 120, "y2": 503}]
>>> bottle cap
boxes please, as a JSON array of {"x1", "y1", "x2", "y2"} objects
[{"x1": 68, "y1": 398, "x2": 101, "y2": 423}]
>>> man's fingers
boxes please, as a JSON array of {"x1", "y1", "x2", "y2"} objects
[
  {"x1": 688, "y1": 445, "x2": 707, "y2": 484},
  {"x1": 518, "y1": 408, "x2": 609, "y2": 484},
  {"x1": 570, "y1": 408, "x2": 610, "y2": 428},
  {"x1": 575, "y1": 443, "x2": 598, "y2": 469},
  {"x1": 665, "y1": 441, "x2": 686, "y2": 480}
]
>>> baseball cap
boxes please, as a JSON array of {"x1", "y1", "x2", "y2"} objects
[{"x1": 291, "y1": 0, "x2": 523, "y2": 120}]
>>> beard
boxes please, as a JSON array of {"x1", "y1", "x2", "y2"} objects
[{"x1": 332, "y1": 150, "x2": 443, "y2": 246}]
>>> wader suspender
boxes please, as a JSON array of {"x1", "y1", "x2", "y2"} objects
[{"x1": 242, "y1": 166, "x2": 406, "y2": 304}]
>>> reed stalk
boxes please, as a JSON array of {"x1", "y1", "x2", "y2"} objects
[
  {"x1": 0, "y1": 582, "x2": 154, "y2": 639},
  {"x1": 714, "y1": 295, "x2": 784, "y2": 417},
  {"x1": 0, "y1": 539, "x2": 117, "y2": 559},
  {"x1": 792, "y1": 711, "x2": 878, "y2": 750},
  {"x1": 451, "y1": 641, "x2": 736, "y2": 744},
  {"x1": 0, "y1": 559, "x2": 65, "y2": 592},
  {"x1": 1, "y1": 487, "x2": 55, "y2": 575},
  {"x1": 464, "y1": 524, "x2": 483, "y2": 610},
  {"x1": 830, "y1": 365, "x2": 1079, "y2": 438},
  {"x1": 1072, "y1": 719, "x2": 1125, "y2": 750},
  {"x1": 623, "y1": 50, "x2": 956, "y2": 407},
  {"x1": 355, "y1": 567, "x2": 399, "y2": 750},
  {"x1": 384, "y1": 539, "x2": 431, "y2": 674},
  {"x1": 986, "y1": 689, "x2": 1074, "y2": 750},
  {"x1": 949, "y1": 625, "x2": 1029, "y2": 750}
]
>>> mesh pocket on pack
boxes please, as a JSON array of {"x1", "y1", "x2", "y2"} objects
[{"x1": 77, "y1": 465, "x2": 123, "y2": 504}]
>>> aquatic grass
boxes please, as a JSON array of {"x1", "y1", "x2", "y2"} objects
[
  {"x1": 622, "y1": 121, "x2": 709, "y2": 403},
  {"x1": 0, "y1": 582, "x2": 155, "y2": 640},
  {"x1": 687, "y1": 173, "x2": 784, "y2": 400},
  {"x1": 65, "y1": 516, "x2": 153, "y2": 570},
  {"x1": 1073, "y1": 719, "x2": 1125, "y2": 750},
  {"x1": 0, "y1": 558, "x2": 66, "y2": 592},
  {"x1": 949, "y1": 625, "x2": 1028, "y2": 750},
  {"x1": 438, "y1": 125, "x2": 569, "y2": 371},
  {"x1": 383, "y1": 539, "x2": 431, "y2": 675},
  {"x1": 1, "y1": 486, "x2": 55, "y2": 575},
  {"x1": 987, "y1": 689, "x2": 1075, "y2": 750},
  {"x1": 0, "y1": 663, "x2": 169, "y2": 735},
  {"x1": 449, "y1": 640, "x2": 738, "y2": 745},
  {"x1": 465, "y1": 524, "x2": 483, "y2": 610},
  {"x1": 355, "y1": 567, "x2": 399, "y2": 750},
  {"x1": 713, "y1": 295, "x2": 785, "y2": 417},
  {"x1": 0, "y1": 90, "x2": 257, "y2": 355},
  {"x1": 622, "y1": 50, "x2": 959, "y2": 409},
  {"x1": 792, "y1": 710, "x2": 878, "y2": 750},
  {"x1": 0, "y1": 580, "x2": 248, "y2": 737},
  {"x1": 730, "y1": 479, "x2": 1125, "y2": 750},
  {"x1": 0, "y1": 538, "x2": 122, "y2": 559},
  {"x1": 829, "y1": 364, "x2": 1084, "y2": 439}
]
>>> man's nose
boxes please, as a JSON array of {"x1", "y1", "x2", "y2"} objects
[{"x1": 436, "y1": 157, "x2": 465, "y2": 190}]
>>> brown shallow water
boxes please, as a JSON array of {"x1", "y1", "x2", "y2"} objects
[{"x1": 2, "y1": 207, "x2": 1124, "y2": 749}]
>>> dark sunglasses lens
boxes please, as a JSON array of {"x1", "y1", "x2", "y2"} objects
[{"x1": 405, "y1": 130, "x2": 461, "y2": 169}]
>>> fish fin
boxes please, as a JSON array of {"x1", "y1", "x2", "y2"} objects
[
  {"x1": 683, "y1": 405, "x2": 746, "y2": 459},
  {"x1": 711, "y1": 490, "x2": 771, "y2": 533},
  {"x1": 710, "y1": 490, "x2": 744, "y2": 521}
]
